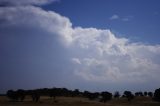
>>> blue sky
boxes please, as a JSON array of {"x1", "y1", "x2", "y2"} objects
[
  {"x1": 0, "y1": 0, "x2": 160, "y2": 94},
  {"x1": 43, "y1": 0, "x2": 160, "y2": 44}
]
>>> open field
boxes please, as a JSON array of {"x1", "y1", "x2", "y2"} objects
[{"x1": 0, "y1": 96, "x2": 160, "y2": 106}]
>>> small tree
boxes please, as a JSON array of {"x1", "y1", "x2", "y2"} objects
[
  {"x1": 154, "y1": 88, "x2": 160, "y2": 102},
  {"x1": 139, "y1": 92, "x2": 144, "y2": 96},
  {"x1": 114, "y1": 91, "x2": 120, "y2": 98},
  {"x1": 31, "y1": 90, "x2": 40, "y2": 102},
  {"x1": 100, "y1": 91, "x2": 112, "y2": 103},
  {"x1": 123, "y1": 91, "x2": 134, "y2": 101},
  {"x1": 135, "y1": 92, "x2": 139, "y2": 96},
  {"x1": 49, "y1": 88, "x2": 60, "y2": 102},
  {"x1": 6, "y1": 90, "x2": 18, "y2": 101},
  {"x1": 148, "y1": 92, "x2": 153, "y2": 98},
  {"x1": 17, "y1": 89, "x2": 25, "y2": 102},
  {"x1": 144, "y1": 92, "x2": 148, "y2": 96},
  {"x1": 73, "y1": 89, "x2": 80, "y2": 97},
  {"x1": 88, "y1": 92, "x2": 99, "y2": 100}
]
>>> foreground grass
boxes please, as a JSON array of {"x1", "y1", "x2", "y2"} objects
[{"x1": 0, "y1": 96, "x2": 160, "y2": 106}]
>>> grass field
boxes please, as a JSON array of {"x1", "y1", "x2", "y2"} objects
[{"x1": 0, "y1": 96, "x2": 160, "y2": 106}]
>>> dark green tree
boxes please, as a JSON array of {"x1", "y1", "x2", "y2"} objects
[
  {"x1": 154, "y1": 88, "x2": 160, "y2": 102},
  {"x1": 123, "y1": 91, "x2": 134, "y2": 101},
  {"x1": 17, "y1": 89, "x2": 25, "y2": 101},
  {"x1": 148, "y1": 92, "x2": 153, "y2": 98},
  {"x1": 100, "y1": 91, "x2": 112, "y2": 103},
  {"x1": 114, "y1": 91, "x2": 120, "y2": 98}
]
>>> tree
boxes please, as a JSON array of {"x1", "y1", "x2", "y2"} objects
[
  {"x1": 17, "y1": 89, "x2": 25, "y2": 102},
  {"x1": 144, "y1": 92, "x2": 148, "y2": 96},
  {"x1": 123, "y1": 91, "x2": 134, "y2": 101},
  {"x1": 154, "y1": 88, "x2": 160, "y2": 102},
  {"x1": 135, "y1": 92, "x2": 139, "y2": 96},
  {"x1": 83, "y1": 91, "x2": 99, "y2": 100},
  {"x1": 114, "y1": 91, "x2": 120, "y2": 98},
  {"x1": 139, "y1": 92, "x2": 144, "y2": 96},
  {"x1": 134, "y1": 92, "x2": 143, "y2": 97},
  {"x1": 31, "y1": 90, "x2": 40, "y2": 102},
  {"x1": 148, "y1": 92, "x2": 153, "y2": 98},
  {"x1": 49, "y1": 88, "x2": 61, "y2": 102},
  {"x1": 100, "y1": 91, "x2": 112, "y2": 103},
  {"x1": 72, "y1": 89, "x2": 80, "y2": 97},
  {"x1": 6, "y1": 90, "x2": 18, "y2": 101},
  {"x1": 7, "y1": 89, "x2": 26, "y2": 102}
]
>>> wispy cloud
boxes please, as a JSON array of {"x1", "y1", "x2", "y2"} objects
[
  {"x1": 122, "y1": 16, "x2": 133, "y2": 21},
  {"x1": 109, "y1": 14, "x2": 119, "y2": 20},
  {"x1": 154, "y1": 12, "x2": 159, "y2": 15},
  {"x1": 122, "y1": 18, "x2": 129, "y2": 21},
  {"x1": 110, "y1": 14, "x2": 133, "y2": 22}
]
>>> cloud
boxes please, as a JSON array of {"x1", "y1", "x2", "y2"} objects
[
  {"x1": 72, "y1": 58, "x2": 81, "y2": 64},
  {"x1": 122, "y1": 16, "x2": 133, "y2": 21},
  {"x1": 109, "y1": 14, "x2": 119, "y2": 20},
  {"x1": 71, "y1": 28, "x2": 160, "y2": 82},
  {"x1": 122, "y1": 18, "x2": 129, "y2": 21},
  {"x1": 110, "y1": 15, "x2": 133, "y2": 22},
  {"x1": 0, "y1": 0, "x2": 58, "y2": 6},
  {"x1": 1, "y1": 3, "x2": 160, "y2": 87},
  {"x1": 0, "y1": 5, "x2": 73, "y2": 45},
  {"x1": 154, "y1": 12, "x2": 159, "y2": 15}
]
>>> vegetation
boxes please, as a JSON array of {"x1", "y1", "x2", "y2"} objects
[
  {"x1": 100, "y1": 91, "x2": 112, "y2": 102},
  {"x1": 6, "y1": 89, "x2": 25, "y2": 102},
  {"x1": 154, "y1": 88, "x2": 160, "y2": 102},
  {"x1": 3, "y1": 87, "x2": 160, "y2": 106},
  {"x1": 123, "y1": 91, "x2": 134, "y2": 101},
  {"x1": 114, "y1": 91, "x2": 120, "y2": 98}
]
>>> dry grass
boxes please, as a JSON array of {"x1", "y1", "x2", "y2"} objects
[{"x1": 0, "y1": 96, "x2": 160, "y2": 106}]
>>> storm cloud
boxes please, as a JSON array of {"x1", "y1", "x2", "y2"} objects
[{"x1": 0, "y1": 0, "x2": 160, "y2": 92}]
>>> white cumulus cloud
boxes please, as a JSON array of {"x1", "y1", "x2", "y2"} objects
[{"x1": 0, "y1": 3, "x2": 160, "y2": 85}]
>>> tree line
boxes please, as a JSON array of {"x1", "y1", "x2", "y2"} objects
[{"x1": 6, "y1": 87, "x2": 160, "y2": 103}]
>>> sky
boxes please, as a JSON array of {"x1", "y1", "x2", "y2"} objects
[{"x1": 0, "y1": 0, "x2": 160, "y2": 94}]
